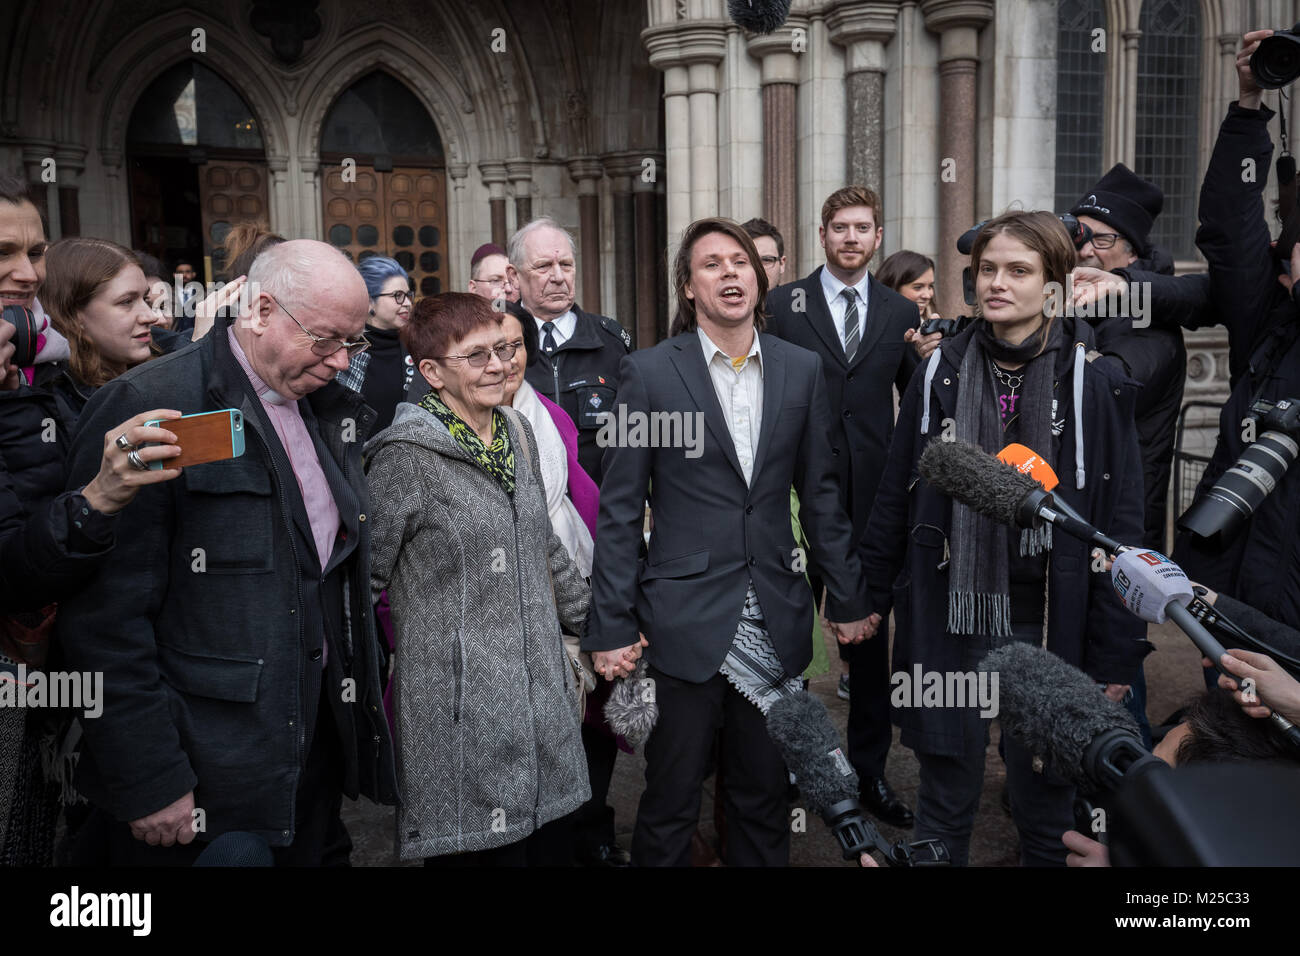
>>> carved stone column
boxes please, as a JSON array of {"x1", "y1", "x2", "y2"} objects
[
  {"x1": 506, "y1": 159, "x2": 534, "y2": 228},
  {"x1": 922, "y1": 0, "x2": 993, "y2": 313},
  {"x1": 479, "y1": 161, "x2": 509, "y2": 247},
  {"x1": 828, "y1": 3, "x2": 899, "y2": 192},
  {"x1": 747, "y1": 21, "x2": 805, "y2": 268},
  {"x1": 568, "y1": 156, "x2": 604, "y2": 313}
]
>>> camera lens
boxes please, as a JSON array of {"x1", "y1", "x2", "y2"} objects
[
  {"x1": 1251, "y1": 30, "x2": 1300, "y2": 89},
  {"x1": 1, "y1": 305, "x2": 39, "y2": 367},
  {"x1": 1178, "y1": 430, "x2": 1300, "y2": 545}
]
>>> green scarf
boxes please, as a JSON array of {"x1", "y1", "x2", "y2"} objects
[{"x1": 419, "y1": 390, "x2": 515, "y2": 495}]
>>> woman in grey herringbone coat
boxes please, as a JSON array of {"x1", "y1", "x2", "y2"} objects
[{"x1": 366, "y1": 293, "x2": 601, "y2": 865}]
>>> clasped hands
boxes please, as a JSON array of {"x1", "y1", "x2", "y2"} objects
[
  {"x1": 828, "y1": 613, "x2": 882, "y2": 646},
  {"x1": 592, "y1": 633, "x2": 649, "y2": 682}
]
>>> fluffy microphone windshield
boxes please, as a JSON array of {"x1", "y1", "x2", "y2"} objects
[
  {"x1": 766, "y1": 691, "x2": 859, "y2": 816},
  {"x1": 980, "y1": 642, "x2": 1140, "y2": 789},
  {"x1": 727, "y1": 0, "x2": 792, "y2": 34},
  {"x1": 918, "y1": 439, "x2": 1040, "y2": 525}
]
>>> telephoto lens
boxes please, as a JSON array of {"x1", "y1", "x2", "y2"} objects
[
  {"x1": 1178, "y1": 398, "x2": 1300, "y2": 546},
  {"x1": 1, "y1": 305, "x2": 40, "y2": 368},
  {"x1": 1251, "y1": 25, "x2": 1300, "y2": 89}
]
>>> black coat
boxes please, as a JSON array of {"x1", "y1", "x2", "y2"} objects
[
  {"x1": 583, "y1": 331, "x2": 868, "y2": 681},
  {"x1": 519, "y1": 302, "x2": 632, "y2": 483},
  {"x1": 55, "y1": 325, "x2": 397, "y2": 840},
  {"x1": 1087, "y1": 248, "x2": 1191, "y2": 550},
  {"x1": 765, "y1": 268, "x2": 920, "y2": 544},
  {"x1": 859, "y1": 319, "x2": 1150, "y2": 756},
  {"x1": 1173, "y1": 101, "x2": 1300, "y2": 633}
]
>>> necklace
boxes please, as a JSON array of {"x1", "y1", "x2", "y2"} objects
[{"x1": 990, "y1": 360, "x2": 1023, "y2": 424}]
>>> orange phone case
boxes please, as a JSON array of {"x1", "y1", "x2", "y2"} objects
[{"x1": 146, "y1": 409, "x2": 245, "y2": 468}]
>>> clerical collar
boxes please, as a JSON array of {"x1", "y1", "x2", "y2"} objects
[{"x1": 227, "y1": 326, "x2": 292, "y2": 406}]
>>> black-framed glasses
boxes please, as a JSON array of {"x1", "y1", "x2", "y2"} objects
[
  {"x1": 1086, "y1": 231, "x2": 1122, "y2": 250},
  {"x1": 271, "y1": 295, "x2": 370, "y2": 358},
  {"x1": 375, "y1": 290, "x2": 412, "y2": 306},
  {"x1": 437, "y1": 342, "x2": 520, "y2": 368},
  {"x1": 759, "y1": 255, "x2": 781, "y2": 266}
]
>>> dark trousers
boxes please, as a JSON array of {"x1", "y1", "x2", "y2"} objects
[
  {"x1": 815, "y1": 575, "x2": 892, "y2": 781},
  {"x1": 574, "y1": 724, "x2": 618, "y2": 853},
  {"x1": 632, "y1": 667, "x2": 789, "y2": 867},
  {"x1": 424, "y1": 812, "x2": 576, "y2": 867},
  {"x1": 68, "y1": 687, "x2": 350, "y2": 867},
  {"x1": 911, "y1": 622, "x2": 1074, "y2": 867}
]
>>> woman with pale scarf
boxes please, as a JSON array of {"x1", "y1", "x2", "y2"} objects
[{"x1": 859, "y1": 210, "x2": 1149, "y2": 866}]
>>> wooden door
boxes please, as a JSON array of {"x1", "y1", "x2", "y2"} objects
[
  {"x1": 128, "y1": 161, "x2": 166, "y2": 262},
  {"x1": 198, "y1": 160, "x2": 269, "y2": 282},
  {"x1": 321, "y1": 166, "x2": 448, "y2": 298}
]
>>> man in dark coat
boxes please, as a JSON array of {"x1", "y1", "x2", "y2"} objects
[
  {"x1": 507, "y1": 215, "x2": 632, "y2": 867},
  {"x1": 56, "y1": 240, "x2": 397, "y2": 865},
  {"x1": 764, "y1": 186, "x2": 919, "y2": 827},
  {"x1": 509, "y1": 216, "x2": 631, "y2": 485},
  {"x1": 585, "y1": 218, "x2": 871, "y2": 866}
]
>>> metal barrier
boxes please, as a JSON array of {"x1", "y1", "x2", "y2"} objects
[{"x1": 1172, "y1": 400, "x2": 1223, "y2": 517}]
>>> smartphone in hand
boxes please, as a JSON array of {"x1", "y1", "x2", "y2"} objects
[{"x1": 144, "y1": 408, "x2": 246, "y2": 469}]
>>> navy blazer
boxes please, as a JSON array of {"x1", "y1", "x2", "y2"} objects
[{"x1": 584, "y1": 329, "x2": 868, "y2": 682}]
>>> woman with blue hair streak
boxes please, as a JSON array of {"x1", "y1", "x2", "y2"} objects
[{"x1": 339, "y1": 256, "x2": 415, "y2": 430}]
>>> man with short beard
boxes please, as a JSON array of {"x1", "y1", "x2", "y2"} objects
[{"x1": 765, "y1": 186, "x2": 919, "y2": 829}]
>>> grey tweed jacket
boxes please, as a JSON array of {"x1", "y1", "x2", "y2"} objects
[{"x1": 366, "y1": 401, "x2": 591, "y2": 860}]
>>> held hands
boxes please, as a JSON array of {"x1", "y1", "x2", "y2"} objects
[
  {"x1": 1237, "y1": 30, "x2": 1274, "y2": 110},
  {"x1": 130, "y1": 790, "x2": 197, "y2": 847},
  {"x1": 80, "y1": 410, "x2": 185, "y2": 515},
  {"x1": 592, "y1": 633, "x2": 649, "y2": 681},
  {"x1": 828, "y1": 613, "x2": 882, "y2": 645}
]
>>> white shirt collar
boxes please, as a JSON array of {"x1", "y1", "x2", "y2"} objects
[
  {"x1": 533, "y1": 309, "x2": 577, "y2": 343},
  {"x1": 820, "y1": 266, "x2": 871, "y2": 306},
  {"x1": 697, "y1": 325, "x2": 763, "y2": 375}
]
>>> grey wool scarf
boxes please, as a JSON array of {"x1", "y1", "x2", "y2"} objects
[{"x1": 947, "y1": 319, "x2": 1061, "y2": 637}]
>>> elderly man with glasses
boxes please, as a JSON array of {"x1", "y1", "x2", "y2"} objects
[{"x1": 58, "y1": 239, "x2": 398, "y2": 865}]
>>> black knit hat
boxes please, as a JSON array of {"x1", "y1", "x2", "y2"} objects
[{"x1": 1070, "y1": 163, "x2": 1163, "y2": 256}]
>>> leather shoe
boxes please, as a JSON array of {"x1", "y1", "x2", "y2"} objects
[
  {"x1": 860, "y1": 777, "x2": 914, "y2": 828},
  {"x1": 581, "y1": 843, "x2": 632, "y2": 867}
]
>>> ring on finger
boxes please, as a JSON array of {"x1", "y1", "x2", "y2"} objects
[
  {"x1": 127, "y1": 449, "x2": 149, "y2": 472},
  {"x1": 115, "y1": 433, "x2": 135, "y2": 452}
]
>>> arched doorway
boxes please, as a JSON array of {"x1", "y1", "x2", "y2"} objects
[
  {"x1": 126, "y1": 60, "x2": 268, "y2": 282},
  {"x1": 319, "y1": 72, "x2": 449, "y2": 297}
]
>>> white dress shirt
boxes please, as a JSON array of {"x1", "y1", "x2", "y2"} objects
[
  {"x1": 534, "y1": 309, "x2": 577, "y2": 348},
  {"x1": 819, "y1": 268, "x2": 871, "y2": 350},
  {"x1": 697, "y1": 326, "x2": 764, "y2": 485}
]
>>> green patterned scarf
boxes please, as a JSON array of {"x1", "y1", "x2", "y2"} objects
[{"x1": 419, "y1": 390, "x2": 515, "y2": 495}]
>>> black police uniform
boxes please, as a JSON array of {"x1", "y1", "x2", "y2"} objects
[{"x1": 517, "y1": 301, "x2": 632, "y2": 483}]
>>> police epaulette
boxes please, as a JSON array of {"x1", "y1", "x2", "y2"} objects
[{"x1": 599, "y1": 314, "x2": 633, "y2": 350}]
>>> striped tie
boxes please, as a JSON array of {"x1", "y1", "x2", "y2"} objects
[{"x1": 842, "y1": 288, "x2": 860, "y2": 362}]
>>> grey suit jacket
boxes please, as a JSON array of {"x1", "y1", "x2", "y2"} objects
[{"x1": 583, "y1": 330, "x2": 868, "y2": 682}]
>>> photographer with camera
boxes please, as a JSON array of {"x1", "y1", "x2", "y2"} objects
[{"x1": 1161, "y1": 30, "x2": 1300, "y2": 644}]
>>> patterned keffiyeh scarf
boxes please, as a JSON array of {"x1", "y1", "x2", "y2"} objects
[{"x1": 419, "y1": 390, "x2": 516, "y2": 495}]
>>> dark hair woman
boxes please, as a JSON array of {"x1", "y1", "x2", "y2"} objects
[
  {"x1": 367, "y1": 292, "x2": 595, "y2": 866},
  {"x1": 859, "y1": 210, "x2": 1148, "y2": 867},
  {"x1": 876, "y1": 249, "x2": 940, "y2": 319}
]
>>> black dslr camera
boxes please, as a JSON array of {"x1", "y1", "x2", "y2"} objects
[
  {"x1": 1251, "y1": 25, "x2": 1300, "y2": 89},
  {"x1": 1178, "y1": 397, "x2": 1300, "y2": 545},
  {"x1": 2, "y1": 305, "x2": 40, "y2": 368}
]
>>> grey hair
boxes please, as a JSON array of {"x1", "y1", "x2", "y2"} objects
[
  {"x1": 507, "y1": 216, "x2": 577, "y2": 270},
  {"x1": 247, "y1": 241, "x2": 352, "y2": 306}
]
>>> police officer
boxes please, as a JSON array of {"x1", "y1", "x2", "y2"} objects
[{"x1": 507, "y1": 217, "x2": 631, "y2": 484}]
